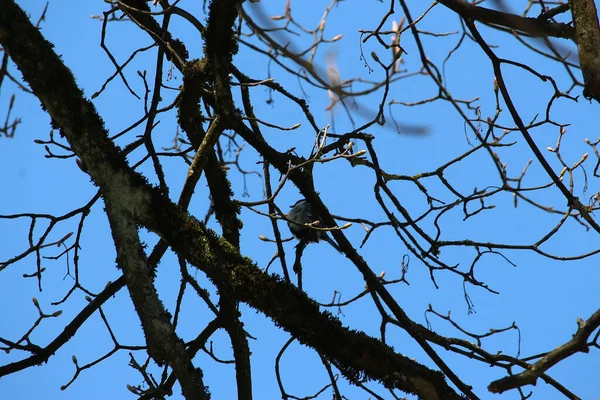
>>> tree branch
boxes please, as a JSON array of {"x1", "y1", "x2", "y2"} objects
[
  {"x1": 437, "y1": 0, "x2": 575, "y2": 40},
  {"x1": 489, "y1": 307, "x2": 600, "y2": 394},
  {"x1": 569, "y1": 0, "x2": 600, "y2": 101}
]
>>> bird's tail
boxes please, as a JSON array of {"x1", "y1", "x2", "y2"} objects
[{"x1": 322, "y1": 234, "x2": 342, "y2": 253}]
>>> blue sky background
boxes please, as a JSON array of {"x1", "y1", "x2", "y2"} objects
[{"x1": 1, "y1": 1, "x2": 598, "y2": 399}]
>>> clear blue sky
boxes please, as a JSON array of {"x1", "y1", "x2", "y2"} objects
[{"x1": 1, "y1": 1, "x2": 598, "y2": 399}]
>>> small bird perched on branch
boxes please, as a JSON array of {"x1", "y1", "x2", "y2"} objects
[{"x1": 287, "y1": 199, "x2": 342, "y2": 253}]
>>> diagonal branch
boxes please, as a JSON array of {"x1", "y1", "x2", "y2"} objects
[
  {"x1": 437, "y1": 0, "x2": 575, "y2": 40},
  {"x1": 489, "y1": 307, "x2": 600, "y2": 393},
  {"x1": 0, "y1": 278, "x2": 125, "y2": 377},
  {"x1": 464, "y1": 18, "x2": 600, "y2": 235}
]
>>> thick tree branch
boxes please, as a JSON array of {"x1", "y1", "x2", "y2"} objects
[
  {"x1": 437, "y1": 0, "x2": 575, "y2": 40},
  {"x1": 176, "y1": 58, "x2": 242, "y2": 246},
  {"x1": 195, "y1": 2, "x2": 253, "y2": 398},
  {"x1": 569, "y1": 0, "x2": 600, "y2": 101},
  {"x1": 105, "y1": 197, "x2": 210, "y2": 400}
]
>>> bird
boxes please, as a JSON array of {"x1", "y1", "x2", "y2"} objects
[{"x1": 287, "y1": 199, "x2": 342, "y2": 253}]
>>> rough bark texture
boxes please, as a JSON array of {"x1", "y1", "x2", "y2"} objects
[{"x1": 569, "y1": 0, "x2": 600, "y2": 102}]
